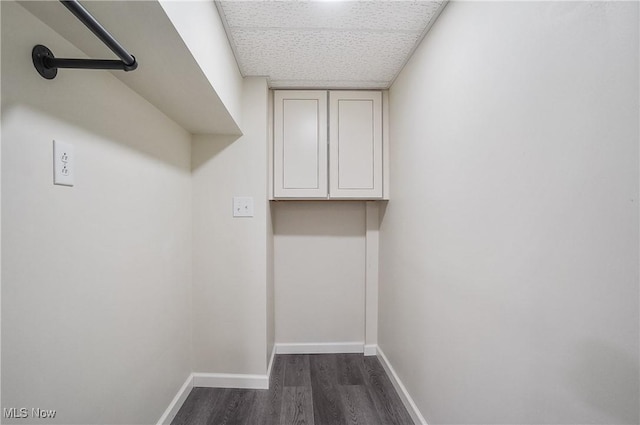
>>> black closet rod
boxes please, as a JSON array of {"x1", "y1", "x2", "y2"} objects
[
  {"x1": 32, "y1": 0, "x2": 138, "y2": 80},
  {"x1": 61, "y1": 0, "x2": 136, "y2": 66}
]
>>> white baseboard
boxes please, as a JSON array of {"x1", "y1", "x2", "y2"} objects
[
  {"x1": 156, "y1": 374, "x2": 194, "y2": 425},
  {"x1": 157, "y1": 346, "x2": 425, "y2": 425},
  {"x1": 376, "y1": 346, "x2": 428, "y2": 425},
  {"x1": 275, "y1": 342, "x2": 364, "y2": 354},
  {"x1": 364, "y1": 344, "x2": 378, "y2": 356},
  {"x1": 193, "y1": 344, "x2": 277, "y2": 390},
  {"x1": 158, "y1": 345, "x2": 277, "y2": 423},
  {"x1": 193, "y1": 372, "x2": 269, "y2": 389}
]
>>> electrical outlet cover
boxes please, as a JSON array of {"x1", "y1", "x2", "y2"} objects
[{"x1": 53, "y1": 140, "x2": 74, "y2": 186}]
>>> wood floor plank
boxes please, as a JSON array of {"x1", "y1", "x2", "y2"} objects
[
  {"x1": 172, "y1": 388, "x2": 222, "y2": 425},
  {"x1": 280, "y1": 386, "x2": 315, "y2": 425},
  {"x1": 263, "y1": 355, "x2": 286, "y2": 425},
  {"x1": 338, "y1": 385, "x2": 382, "y2": 425},
  {"x1": 362, "y1": 357, "x2": 414, "y2": 425},
  {"x1": 206, "y1": 389, "x2": 256, "y2": 425},
  {"x1": 309, "y1": 354, "x2": 347, "y2": 425},
  {"x1": 229, "y1": 390, "x2": 257, "y2": 425},
  {"x1": 284, "y1": 354, "x2": 311, "y2": 387},
  {"x1": 243, "y1": 390, "x2": 268, "y2": 425},
  {"x1": 336, "y1": 354, "x2": 365, "y2": 386}
]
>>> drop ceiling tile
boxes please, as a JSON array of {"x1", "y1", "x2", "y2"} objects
[
  {"x1": 216, "y1": 0, "x2": 448, "y2": 88},
  {"x1": 219, "y1": 1, "x2": 444, "y2": 32},
  {"x1": 231, "y1": 28, "x2": 420, "y2": 84}
]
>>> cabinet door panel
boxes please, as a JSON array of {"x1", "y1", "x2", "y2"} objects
[
  {"x1": 329, "y1": 91, "x2": 382, "y2": 199},
  {"x1": 337, "y1": 100, "x2": 375, "y2": 189},
  {"x1": 282, "y1": 100, "x2": 320, "y2": 189},
  {"x1": 274, "y1": 91, "x2": 327, "y2": 198}
]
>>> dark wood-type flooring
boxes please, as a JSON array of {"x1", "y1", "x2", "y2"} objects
[{"x1": 172, "y1": 353, "x2": 414, "y2": 425}]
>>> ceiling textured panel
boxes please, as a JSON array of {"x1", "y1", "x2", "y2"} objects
[{"x1": 217, "y1": 0, "x2": 447, "y2": 89}]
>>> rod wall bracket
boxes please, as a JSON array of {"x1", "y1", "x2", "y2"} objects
[{"x1": 32, "y1": 45, "x2": 57, "y2": 80}]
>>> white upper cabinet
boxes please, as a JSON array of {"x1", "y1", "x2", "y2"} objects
[
  {"x1": 274, "y1": 91, "x2": 328, "y2": 198},
  {"x1": 329, "y1": 91, "x2": 382, "y2": 199},
  {"x1": 273, "y1": 90, "x2": 385, "y2": 200}
]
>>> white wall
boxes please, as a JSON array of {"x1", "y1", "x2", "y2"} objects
[
  {"x1": 266, "y1": 91, "x2": 275, "y2": 363},
  {"x1": 266, "y1": 205, "x2": 275, "y2": 361},
  {"x1": 380, "y1": 2, "x2": 639, "y2": 424},
  {"x1": 159, "y1": 0, "x2": 243, "y2": 129},
  {"x1": 191, "y1": 77, "x2": 271, "y2": 374},
  {"x1": 274, "y1": 201, "x2": 365, "y2": 345},
  {"x1": 1, "y1": 2, "x2": 192, "y2": 424}
]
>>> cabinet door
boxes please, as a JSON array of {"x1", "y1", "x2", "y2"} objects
[
  {"x1": 329, "y1": 91, "x2": 383, "y2": 199},
  {"x1": 274, "y1": 91, "x2": 328, "y2": 199}
]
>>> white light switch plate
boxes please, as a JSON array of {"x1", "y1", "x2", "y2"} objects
[
  {"x1": 233, "y1": 196, "x2": 254, "y2": 217},
  {"x1": 53, "y1": 140, "x2": 74, "y2": 186}
]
